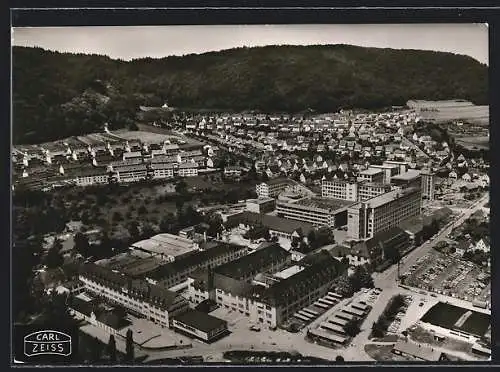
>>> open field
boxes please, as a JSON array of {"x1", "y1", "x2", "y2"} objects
[
  {"x1": 112, "y1": 130, "x2": 182, "y2": 144},
  {"x1": 455, "y1": 136, "x2": 489, "y2": 150},
  {"x1": 419, "y1": 104, "x2": 489, "y2": 125}
]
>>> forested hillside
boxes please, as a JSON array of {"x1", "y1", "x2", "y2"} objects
[{"x1": 12, "y1": 45, "x2": 488, "y2": 144}]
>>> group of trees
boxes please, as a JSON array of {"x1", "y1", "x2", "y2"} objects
[
  {"x1": 335, "y1": 266, "x2": 374, "y2": 298},
  {"x1": 463, "y1": 249, "x2": 489, "y2": 266},
  {"x1": 291, "y1": 228, "x2": 336, "y2": 254},
  {"x1": 13, "y1": 45, "x2": 487, "y2": 144},
  {"x1": 370, "y1": 294, "x2": 406, "y2": 338},
  {"x1": 459, "y1": 217, "x2": 490, "y2": 241},
  {"x1": 343, "y1": 318, "x2": 362, "y2": 338},
  {"x1": 243, "y1": 224, "x2": 270, "y2": 241},
  {"x1": 76, "y1": 321, "x2": 134, "y2": 364}
]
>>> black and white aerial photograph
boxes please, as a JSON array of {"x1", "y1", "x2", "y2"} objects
[{"x1": 11, "y1": 23, "x2": 491, "y2": 365}]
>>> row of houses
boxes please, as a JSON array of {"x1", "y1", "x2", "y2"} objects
[{"x1": 14, "y1": 158, "x2": 203, "y2": 189}]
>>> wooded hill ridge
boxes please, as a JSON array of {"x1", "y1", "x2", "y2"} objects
[{"x1": 12, "y1": 45, "x2": 488, "y2": 144}]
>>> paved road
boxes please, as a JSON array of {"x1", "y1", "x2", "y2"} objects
[{"x1": 374, "y1": 193, "x2": 489, "y2": 289}]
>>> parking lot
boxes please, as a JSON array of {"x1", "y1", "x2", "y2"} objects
[
  {"x1": 401, "y1": 251, "x2": 490, "y2": 303},
  {"x1": 387, "y1": 295, "x2": 413, "y2": 334}
]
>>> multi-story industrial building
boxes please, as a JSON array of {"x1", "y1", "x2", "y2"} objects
[
  {"x1": 358, "y1": 182, "x2": 393, "y2": 201},
  {"x1": 369, "y1": 164, "x2": 400, "y2": 184},
  {"x1": 79, "y1": 263, "x2": 189, "y2": 328},
  {"x1": 150, "y1": 163, "x2": 175, "y2": 179},
  {"x1": 347, "y1": 187, "x2": 422, "y2": 240},
  {"x1": 250, "y1": 251, "x2": 346, "y2": 328},
  {"x1": 276, "y1": 197, "x2": 353, "y2": 227},
  {"x1": 321, "y1": 179, "x2": 358, "y2": 201},
  {"x1": 383, "y1": 160, "x2": 409, "y2": 175},
  {"x1": 245, "y1": 198, "x2": 276, "y2": 214},
  {"x1": 74, "y1": 167, "x2": 110, "y2": 186},
  {"x1": 177, "y1": 163, "x2": 199, "y2": 177},
  {"x1": 114, "y1": 163, "x2": 148, "y2": 183},
  {"x1": 226, "y1": 211, "x2": 315, "y2": 242},
  {"x1": 391, "y1": 169, "x2": 422, "y2": 190},
  {"x1": 131, "y1": 233, "x2": 200, "y2": 263},
  {"x1": 146, "y1": 242, "x2": 249, "y2": 288},
  {"x1": 255, "y1": 178, "x2": 294, "y2": 198},
  {"x1": 212, "y1": 250, "x2": 346, "y2": 329},
  {"x1": 420, "y1": 170, "x2": 436, "y2": 201},
  {"x1": 322, "y1": 179, "x2": 391, "y2": 202},
  {"x1": 357, "y1": 168, "x2": 384, "y2": 184}
]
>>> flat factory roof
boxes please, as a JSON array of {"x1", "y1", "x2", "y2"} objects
[
  {"x1": 359, "y1": 168, "x2": 383, "y2": 176},
  {"x1": 391, "y1": 169, "x2": 422, "y2": 181},
  {"x1": 273, "y1": 265, "x2": 305, "y2": 280},
  {"x1": 132, "y1": 233, "x2": 197, "y2": 258}
]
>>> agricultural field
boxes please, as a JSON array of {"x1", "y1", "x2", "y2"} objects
[
  {"x1": 420, "y1": 104, "x2": 489, "y2": 125},
  {"x1": 454, "y1": 136, "x2": 489, "y2": 151}
]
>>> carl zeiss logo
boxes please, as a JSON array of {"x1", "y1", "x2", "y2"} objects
[{"x1": 24, "y1": 330, "x2": 72, "y2": 357}]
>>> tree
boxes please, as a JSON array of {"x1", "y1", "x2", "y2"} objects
[
  {"x1": 127, "y1": 221, "x2": 140, "y2": 240},
  {"x1": 99, "y1": 231, "x2": 114, "y2": 258},
  {"x1": 344, "y1": 318, "x2": 361, "y2": 337},
  {"x1": 307, "y1": 230, "x2": 317, "y2": 246},
  {"x1": 106, "y1": 334, "x2": 117, "y2": 363},
  {"x1": 247, "y1": 165, "x2": 258, "y2": 180},
  {"x1": 45, "y1": 239, "x2": 64, "y2": 268},
  {"x1": 112, "y1": 211, "x2": 123, "y2": 222},
  {"x1": 314, "y1": 227, "x2": 335, "y2": 249},
  {"x1": 299, "y1": 241, "x2": 310, "y2": 253},
  {"x1": 384, "y1": 245, "x2": 401, "y2": 264},
  {"x1": 125, "y1": 329, "x2": 135, "y2": 363},
  {"x1": 74, "y1": 232, "x2": 90, "y2": 257},
  {"x1": 175, "y1": 180, "x2": 188, "y2": 195},
  {"x1": 350, "y1": 266, "x2": 374, "y2": 291},
  {"x1": 336, "y1": 275, "x2": 355, "y2": 298},
  {"x1": 263, "y1": 228, "x2": 271, "y2": 241},
  {"x1": 90, "y1": 336, "x2": 102, "y2": 362},
  {"x1": 138, "y1": 205, "x2": 148, "y2": 215},
  {"x1": 141, "y1": 223, "x2": 156, "y2": 238},
  {"x1": 160, "y1": 212, "x2": 177, "y2": 233},
  {"x1": 37, "y1": 292, "x2": 78, "y2": 329},
  {"x1": 175, "y1": 198, "x2": 185, "y2": 214},
  {"x1": 371, "y1": 321, "x2": 385, "y2": 338},
  {"x1": 341, "y1": 256, "x2": 350, "y2": 267}
]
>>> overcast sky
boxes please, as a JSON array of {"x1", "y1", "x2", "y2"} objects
[{"x1": 12, "y1": 24, "x2": 489, "y2": 65}]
